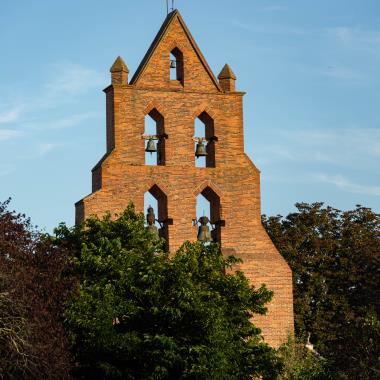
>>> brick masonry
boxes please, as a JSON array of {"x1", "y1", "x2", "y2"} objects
[{"x1": 75, "y1": 10, "x2": 294, "y2": 348}]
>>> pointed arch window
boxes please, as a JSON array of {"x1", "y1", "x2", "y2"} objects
[
  {"x1": 144, "y1": 185, "x2": 171, "y2": 251},
  {"x1": 144, "y1": 108, "x2": 166, "y2": 166},
  {"x1": 195, "y1": 186, "x2": 223, "y2": 244},
  {"x1": 170, "y1": 47, "x2": 184, "y2": 84},
  {"x1": 194, "y1": 111, "x2": 216, "y2": 168}
]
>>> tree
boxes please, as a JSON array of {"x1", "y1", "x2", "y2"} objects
[
  {"x1": 277, "y1": 337, "x2": 333, "y2": 380},
  {"x1": 0, "y1": 199, "x2": 74, "y2": 379},
  {"x1": 263, "y1": 203, "x2": 380, "y2": 379},
  {"x1": 59, "y1": 204, "x2": 282, "y2": 380},
  {"x1": 0, "y1": 285, "x2": 30, "y2": 379}
]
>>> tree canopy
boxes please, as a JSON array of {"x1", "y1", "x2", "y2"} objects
[
  {"x1": 58, "y1": 204, "x2": 281, "y2": 380},
  {"x1": 263, "y1": 203, "x2": 380, "y2": 379},
  {"x1": 3, "y1": 198, "x2": 378, "y2": 379},
  {"x1": 0, "y1": 199, "x2": 74, "y2": 379}
]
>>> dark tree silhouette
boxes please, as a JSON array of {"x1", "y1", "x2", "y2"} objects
[
  {"x1": 0, "y1": 199, "x2": 74, "y2": 379},
  {"x1": 263, "y1": 203, "x2": 380, "y2": 379}
]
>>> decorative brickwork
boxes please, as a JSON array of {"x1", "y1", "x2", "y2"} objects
[{"x1": 75, "y1": 10, "x2": 294, "y2": 347}]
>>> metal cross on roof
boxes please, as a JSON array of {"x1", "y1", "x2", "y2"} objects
[{"x1": 166, "y1": 0, "x2": 175, "y2": 15}]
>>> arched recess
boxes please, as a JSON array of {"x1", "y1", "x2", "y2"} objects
[
  {"x1": 196, "y1": 186, "x2": 222, "y2": 243},
  {"x1": 170, "y1": 47, "x2": 184, "y2": 84},
  {"x1": 195, "y1": 111, "x2": 216, "y2": 168},
  {"x1": 144, "y1": 184, "x2": 170, "y2": 250},
  {"x1": 144, "y1": 108, "x2": 166, "y2": 166}
]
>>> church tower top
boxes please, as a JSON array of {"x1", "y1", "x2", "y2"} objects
[
  {"x1": 75, "y1": 8, "x2": 294, "y2": 348},
  {"x1": 128, "y1": 10, "x2": 223, "y2": 92}
]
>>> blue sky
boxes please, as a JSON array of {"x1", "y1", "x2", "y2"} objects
[{"x1": 0, "y1": 0, "x2": 379, "y2": 231}]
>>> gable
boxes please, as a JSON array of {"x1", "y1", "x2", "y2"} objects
[{"x1": 130, "y1": 11, "x2": 221, "y2": 92}]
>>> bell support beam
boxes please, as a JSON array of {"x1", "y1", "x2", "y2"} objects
[
  {"x1": 142, "y1": 134, "x2": 169, "y2": 140},
  {"x1": 192, "y1": 136, "x2": 218, "y2": 142}
]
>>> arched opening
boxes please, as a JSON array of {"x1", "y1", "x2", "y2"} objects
[
  {"x1": 194, "y1": 111, "x2": 216, "y2": 168},
  {"x1": 144, "y1": 185, "x2": 169, "y2": 250},
  {"x1": 195, "y1": 186, "x2": 222, "y2": 244},
  {"x1": 144, "y1": 108, "x2": 165, "y2": 166},
  {"x1": 196, "y1": 193, "x2": 211, "y2": 245},
  {"x1": 170, "y1": 47, "x2": 184, "y2": 84}
]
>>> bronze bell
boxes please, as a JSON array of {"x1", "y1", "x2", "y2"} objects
[
  {"x1": 146, "y1": 206, "x2": 159, "y2": 240},
  {"x1": 197, "y1": 216, "x2": 212, "y2": 242},
  {"x1": 145, "y1": 139, "x2": 157, "y2": 153},
  {"x1": 170, "y1": 60, "x2": 177, "y2": 69},
  {"x1": 195, "y1": 141, "x2": 207, "y2": 157},
  {"x1": 146, "y1": 206, "x2": 156, "y2": 224}
]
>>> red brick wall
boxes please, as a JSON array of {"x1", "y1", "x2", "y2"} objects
[{"x1": 75, "y1": 11, "x2": 293, "y2": 347}]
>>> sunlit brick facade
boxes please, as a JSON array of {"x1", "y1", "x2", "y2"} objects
[{"x1": 75, "y1": 10, "x2": 293, "y2": 347}]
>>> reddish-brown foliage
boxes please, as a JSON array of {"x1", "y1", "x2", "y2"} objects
[{"x1": 0, "y1": 199, "x2": 75, "y2": 379}]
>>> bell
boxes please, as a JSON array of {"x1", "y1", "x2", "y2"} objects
[
  {"x1": 145, "y1": 138, "x2": 157, "y2": 153},
  {"x1": 195, "y1": 141, "x2": 208, "y2": 157},
  {"x1": 146, "y1": 206, "x2": 159, "y2": 240},
  {"x1": 170, "y1": 60, "x2": 177, "y2": 69},
  {"x1": 146, "y1": 206, "x2": 156, "y2": 225},
  {"x1": 197, "y1": 216, "x2": 212, "y2": 242}
]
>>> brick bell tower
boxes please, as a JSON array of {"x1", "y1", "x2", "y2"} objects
[{"x1": 75, "y1": 10, "x2": 293, "y2": 347}]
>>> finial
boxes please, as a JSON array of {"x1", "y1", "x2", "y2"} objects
[
  {"x1": 110, "y1": 56, "x2": 129, "y2": 85},
  {"x1": 218, "y1": 64, "x2": 237, "y2": 92},
  {"x1": 218, "y1": 64, "x2": 236, "y2": 80},
  {"x1": 110, "y1": 56, "x2": 129, "y2": 73}
]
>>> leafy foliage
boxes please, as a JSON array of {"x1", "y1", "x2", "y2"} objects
[
  {"x1": 0, "y1": 199, "x2": 74, "y2": 379},
  {"x1": 263, "y1": 203, "x2": 380, "y2": 379},
  {"x1": 0, "y1": 288, "x2": 30, "y2": 379},
  {"x1": 278, "y1": 338, "x2": 333, "y2": 380},
  {"x1": 59, "y1": 204, "x2": 282, "y2": 380},
  {"x1": 9, "y1": 196, "x2": 378, "y2": 379}
]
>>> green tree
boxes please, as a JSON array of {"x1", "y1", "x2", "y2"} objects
[
  {"x1": 263, "y1": 203, "x2": 380, "y2": 379},
  {"x1": 277, "y1": 338, "x2": 333, "y2": 380},
  {"x1": 59, "y1": 204, "x2": 282, "y2": 380}
]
